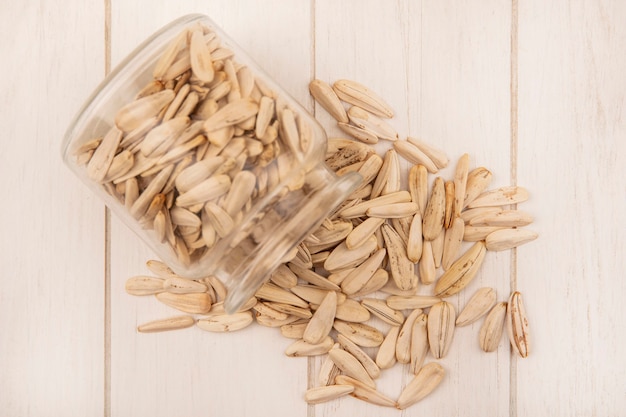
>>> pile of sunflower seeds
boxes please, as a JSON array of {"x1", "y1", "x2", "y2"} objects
[
  {"x1": 73, "y1": 22, "x2": 320, "y2": 270},
  {"x1": 118, "y1": 27, "x2": 536, "y2": 410}
]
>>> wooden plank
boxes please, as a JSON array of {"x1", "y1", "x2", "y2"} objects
[
  {"x1": 314, "y1": 1, "x2": 512, "y2": 415},
  {"x1": 0, "y1": 1, "x2": 105, "y2": 416},
  {"x1": 108, "y1": 1, "x2": 313, "y2": 416},
  {"x1": 517, "y1": 0, "x2": 626, "y2": 415}
]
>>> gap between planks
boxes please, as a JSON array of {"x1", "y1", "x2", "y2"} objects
[
  {"x1": 509, "y1": 0, "x2": 519, "y2": 417},
  {"x1": 104, "y1": 1, "x2": 112, "y2": 417}
]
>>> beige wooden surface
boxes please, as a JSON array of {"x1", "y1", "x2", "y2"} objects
[{"x1": 1, "y1": 1, "x2": 624, "y2": 416}]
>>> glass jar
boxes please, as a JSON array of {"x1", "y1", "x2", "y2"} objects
[{"x1": 62, "y1": 14, "x2": 361, "y2": 312}]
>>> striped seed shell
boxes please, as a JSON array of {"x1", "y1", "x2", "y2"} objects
[
  {"x1": 466, "y1": 186, "x2": 530, "y2": 208},
  {"x1": 427, "y1": 302, "x2": 456, "y2": 359},
  {"x1": 137, "y1": 315, "x2": 195, "y2": 333},
  {"x1": 453, "y1": 153, "x2": 470, "y2": 217},
  {"x1": 335, "y1": 299, "x2": 371, "y2": 323},
  {"x1": 394, "y1": 140, "x2": 438, "y2": 173},
  {"x1": 381, "y1": 224, "x2": 417, "y2": 291},
  {"x1": 329, "y1": 348, "x2": 375, "y2": 388},
  {"x1": 337, "y1": 334, "x2": 381, "y2": 380},
  {"x1": 115, "y1": 89, "x2": 175, "y2": 132},
  {"x1": 386, "y1": 295, "x2": 441, "y2": 310},
  {"x1": 285, "y1": 336, "x2": 334, "y2": 357},
  {"x1": 469, "y1": 210, "x2": 534, "y2": 227},
  {"x1": 442, "y1": 217, "x2": 465, "y2": 270},
  {"x1": 463, "y1": 167, "x2": 493, "y2": 208},
  {"x1": 485, "y1": 228, "x2": 538, "y2": 251},
  {"x1": 189, "y1": 30, "x2": 215, "y2": 83},
  {"x1": 334, "y1": 375, "x2": 396, "y2": 408},
  {"x1": 163, "y1": 277, "x2": 207, "y2": 294},
  {"x1": 456, "y1": 287, "x2": 497, "y2": 327},
  {"x1": 434, "y1": 241, "x2": 487, "y2": 297},
  {"x1": 479, "y1": 302, "x2": 507, "y2": 352},
  {"x1": 125, "y1": 276, "x2": 164, "y2": 295},
  {"x1": 309, "y1": 79, "x2": 349, "y2": 123},
  {"x1": 156, "y1": 292, "x2": 212, "y2": 314},
  {"x1": 375, "y1": 326, "x2": 400, "y2": 370},
  {"x1": 303, "y1": 290, "x2": 337, "y2": 344},
  {"x1": 333, "y1": 320, "x2": 384, "y2": 347},
  {"x1": 506, "y1": 291, "x2": 530, "y2": 358},
  {"x1": 396, "y1": 308, "x2": 422, "y2": 364},
  {"x1": 347, "y1": 106, "x2": 398, "y2": 141},
  {"x1": 196, "y1": 311, "x2": 253, "y2": 332},
  {"x1": 422, "y1": 177, "x2": 446, "y2": 240},
  {"x1": 304, "y1": 385, "x2": 354, "y2": 404},
  {"x1": 332, "y1": 79, "x2": 394, "y2": 118},
  {"x1": 409, "y1": 164, "x2": 429, "y2": 216},
  {"x1": 406, "y1": 137, "x2": 449, "y2": 169},
  {"x1": 410, "y1": 313, "x2": 429, "y2": 375},
  {"x1": 396, "y1": 362, "x2": 445, "y2": 409},
  {"x1": 361, "y1": 298, "x2": 405, "y2": 326}
]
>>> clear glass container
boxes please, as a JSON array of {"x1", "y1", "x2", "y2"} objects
[{"x1": 61, "y1": 14, "x2": 360, "y2": 312}]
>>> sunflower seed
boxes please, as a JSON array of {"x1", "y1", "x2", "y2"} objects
[
  {"x1": 341, "y1": 248, "x2": 387, "y2": 295},
  {"x1": 422, "y1": 177, "x2": 445, "y2": 240},
  {"x1": 197, "y1": 311, "x2": 253, "y2": 332},
  {"x1": 125, "y1": 276, "x2": 165, "y2": 296},
  {"x1": 309, "y1": 79, "x2": 349, "y2": 123},
  {"x1": 406, "y1": 137, "x2": 449, "y2": 169},
  {"x1": 255, "y1": 282, "x2": 309, "y2": 308},
  {"x1": 485, "y1": 228, "x2": 539, "y2": 251},
  {"x1": 339, "y1": 190, "x2": 411, "y2": 218},
  {"x1": 153, "y1": 29, "x2": 187, "y2": 80},
  {"x1": 460, "y1": 207, "x2": 503, "y2": 224},
  {"x1": 361, "y1": 298, "x2": 405, "y2": 326},
  {"x1": 381, "y1": 224, "x2": 417, "y2": 291},
  {"x1": 120, "y1": 91, "x2": 176, "y2": 133},
  {"x1": 479, "y1": 302, "x2": 507, "y2": 352},
  {"x1": 456, "y1": 287, "x2": 497, "y2": 327},
  {"x1": 324, "y1": 236, "x2": 378, "y2": 272},
  {"x1": 303, "y1": 290, "x2": 337, "y2": 344},
  {"x1": 438, "y1": 180, "x2": 452, "y2": 228},
  {"x1": 407, "y1": 212, "x2": 423, "y2": 263},
  {"x1": 410, "y1": 313, "x2": 429, "y2": 374},
  {"x1": 163, "y1": 277, "x2": 207, "y2": 294},
  {"x1": 304, "y1": 385, "x2": 354, "y2": 404},
  {"x1": 366, "y1": 202, "x2": 418, "y2": 218},
  {"x1": 203, "y1": 98, "x2": 259, "y2": 131},
  {"x1": 409, "y1": 164, "x2": 429, "y2": 216},
  {"x1": 333, "y1": 320, "x2": 384, "y2": 347},
  {"x1": 396, "y1": 308, "x2": 422, "y2": 364},
  {"x1": 337, "y1": 123, "x2": 378, "y2": 145},
  {"x1": 394, "y1": 140, "x2": 438, "y2": 173},
  {"x1": 329, "y1": 348, "x2": 376, "y2": 388},
  {"x1": 335, "y1": 299, "x2": 371, "y2": 323},
  {"x1": 350, "y1": 268, "x2": 389, "y2": 298},
  {"x1": 87, "y1": 127, "x2": 123, "y2": 182},
  {"x1": 175, "y1": 174, "x2": 231, "y2": 207},
  {"x1": 463, "y1": 225, "x2": 505, "y2": 241},
  {"x1": 386, "y1": 295, "x2": 441, "y2": 310},
  {"x1": 137, "y1": 315, "x2": 195, "y2": 333},
  {"x1": 434, "y1": 241, "x2": 486, "y2": 297},
  {"x1": 442, "y1": 217, "x2": 465, "y2": 270},
  {"x1": 418, "y1": 239, "x2": 436, "y2": 285},
  {"x1": 345, "y1": 217, "x2": 384, "y2": 250},
  {"x1": 334, "y1": 375, "x2": 396, "y2": 407},
  {"x1": 156, "y1": 291, "x2": 212, "y2": 314},
  {"x1": 506, "y1": 291, "x2": 530, "y2": 358},
  {"x1": 347, "y1": 106, "x2": 398, "y2": 141},
  {"x1": 427, "y1": 301, "x2": 455, "y2": 359},
  {"x1": 375, "y1": 326, "x2": 400, "y2": 370},
  {"x1": 463, "y1": 167, "x2": 493, "y2": 208},
  {"x1": 280, "y1": 322, "x2": 308, "y2": 339},
  {"x1": 396, "y1": 362, "x2": 445, "y2": 409},
  {"x1": 470, "y1": 209, "x2": 533, "y2": 228},
  {"x1": 285, "y1": 336, "x2": 334, "y2": 357},
  {"x1": 332, "y1": 79, "x2": 394, "y2": 118},
  {"x1": 467, "y1": 186, "x2": 530, "y2": 208}
]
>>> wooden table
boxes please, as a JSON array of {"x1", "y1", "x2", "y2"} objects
[{"x1": 1, "y1": 1, "x2": 624, "y2": 416}]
